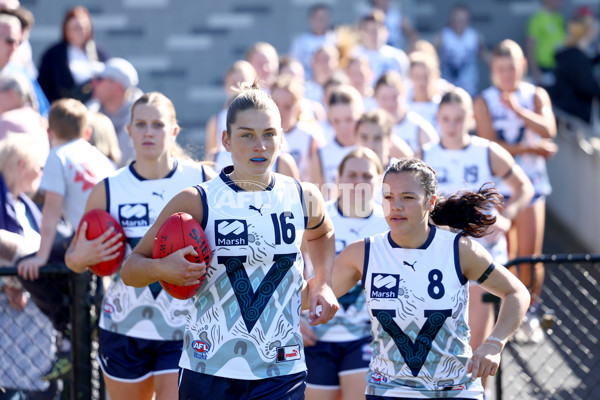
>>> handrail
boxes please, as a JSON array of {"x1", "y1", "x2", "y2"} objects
[
  {"x1": 504, "y1": 253, "x2": 600, "y2": 268},
  {"x1": 0, "y1": 262, "x2": 70, "y2": 276}
]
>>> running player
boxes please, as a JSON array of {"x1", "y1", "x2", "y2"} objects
[
  {"x1": 65, "y1": 92, "x2": 215, "y2": 400},
  {"x1": 374, "y1": 71, "x2": 438, "y2": 154},
  {"x1": 422, "y1": 87, "x2": 533, "y2": 389},
  {"x1": 474, "y1": 39, "x2": 557, "y2": 341},
  {"x1": 120, "y1": 82, "x2": 339, "y2": 400},
  {"x1": 329, "y1": 158, "x2": 530, "y2": 399}
]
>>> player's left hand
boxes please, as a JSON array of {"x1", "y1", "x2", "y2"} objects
[
  {"x1": 468, "y1": 342, "x2": 502, "y2": 380},
  {"x1": 306, "y1": 278, "x2": 339, "y2": 326}
]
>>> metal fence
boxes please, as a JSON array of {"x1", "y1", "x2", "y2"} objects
[
  {"x1": 2, "y1": 255, "x2": 599, "y2": 400},
  {"x1": 490, "y1": 254, "x2": 600, "y2": 400},
  {"x1": 0, "y1": 264, "x2": 104, "y2": 400}
]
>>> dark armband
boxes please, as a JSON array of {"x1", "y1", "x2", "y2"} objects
[
  {"x1": 500, "y1": 164, "x2": 514, "y2": 180},
  {"x1": 306, "y1": 215, "x2": 325, "y2": 230},
  {"x1": 476, "y1": 263, "x2": 496, "y2": 284}
]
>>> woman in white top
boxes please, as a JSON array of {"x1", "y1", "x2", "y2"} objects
[{"x1": 38, "y1": 6, "x2": 107, "y2": 103}]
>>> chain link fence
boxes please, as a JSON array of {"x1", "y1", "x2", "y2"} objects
[
  {"x1": 2, "y1": 255, "x2": 598, "y2": 399},
  {"x1": 490, "y1": 254, "x2": 600, "y2": 400},
  {"x1": 0, "y1": 264, "x2": 104, "y2": 400}
]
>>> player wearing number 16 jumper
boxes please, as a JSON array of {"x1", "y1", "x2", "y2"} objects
[
  {"x1": 120, "y1": 82, "x2": 339, "y2": 400},
  {"x1": 331, "y1": 158, "x2": 530, "y2": 399}
]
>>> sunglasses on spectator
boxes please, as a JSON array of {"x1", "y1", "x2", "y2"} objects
[{"x1": 3, "y1": 37, "x2": 20, "y2": 46}]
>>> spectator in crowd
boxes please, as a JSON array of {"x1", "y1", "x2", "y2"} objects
[
  {"x1": 66, "y1": 92, "x2": 214, "y2": 400},
  {"x1": 526, "y1": 0, "x2": 565, "y2": 87},
  {"x1": 87, "y1": 111, "x2": 121, "y2": 167},
  {"x1": 304, "y1": 147, "x2": 388, "y2": 400},
  {"x1": 0, "y1": 13, "x2": 49, "y2": 117},
  {"x1": 373, "y1": 71, "x2": 438, "y2": 153},
  {"x1": 1, "y1": 5, "x2": 38, "y2": 79},
  {"x1": 87, "y1": 57, "x2": 142, "y2": 167},
  {"x1": 0, "y1": 73, "x2": 48, "y2": 160},
  {"x1": 0, "y1": 134, "x2": 60, "y2": 399},
  {"x1": 289, "y1": 4, "x2": 338, "y2": 80},
  {"x1": 205, "y1": 60, "x2": 256, "y2": 163},
  {"x1": 551, "y1": 6, "x2": 600, "y2": 123},
  {"x1": 37, "y1": 6, "x2": 107, "y2": 103},
  {"x1": 353, "y1": 9, "x2": 409, "y2": 85},
  {"x1": 434, "y1": 3, "x2": 490, "y2": 96},
  {"x1": 246, "y1": 41, "x2": 279, "y2": 91},
  {"x1": 474, "y1": 40, "x2": 557, "y2": 343},
  {"x1": 17, "y1": 98, "x2": 115, "y2": 281}
]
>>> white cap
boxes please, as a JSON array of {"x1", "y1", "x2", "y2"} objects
[{"x1": 98, "y1": 58, "x2": 139, "y2": 89}]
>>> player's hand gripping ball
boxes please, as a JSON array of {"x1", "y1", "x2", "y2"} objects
[
  {"x1": 152, "y1": 212, "x2": 211, "y2": 299},
  {"x1": 77, "y1": 209, "x2": 126, "y2": 276}
]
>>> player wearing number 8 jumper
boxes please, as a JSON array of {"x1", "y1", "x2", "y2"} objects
[
  {"x1": 331, "y1": 158, "x2": 530, "y2": 399},
  {"x1": 120, "y1": 81, "x2": 338, "y2": 400}
]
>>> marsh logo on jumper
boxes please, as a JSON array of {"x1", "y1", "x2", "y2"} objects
[
  {"x1": 215, "y1": 219, "x2": 248, "y2": 246},
  {"x1": 370, "y1": 274, "x2": 399, "y2": 298},
  {"x1": 118, "y1": 203, "x2": 149, "y2": 228}
]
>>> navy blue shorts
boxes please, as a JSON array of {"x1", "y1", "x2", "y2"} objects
[
  {"x1": 98, "y1": 328, "x2": 183, "y2": 381},
  {"x1": 366, "y1": 397, "x2": 473, "y2": 400},
  {"x1": 305, "y1": 336, "x2": 371, "y2": 388},
  {"x1": 178, "y1": 368, "x2": 307, "y2": 400}
]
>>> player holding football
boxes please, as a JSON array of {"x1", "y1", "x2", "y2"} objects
[
  {"x1": 120, "y1": 82, "x2": 339, "y2": 400},
  {"x1": 65, "y1": 92, "x2": 215, "y2": 400}
]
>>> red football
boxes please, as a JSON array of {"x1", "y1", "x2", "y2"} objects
[
  {"x1": 152, "y1": 212, "x2": 211, "y2": 300},
  {"x1": 78, "y1": 209, "x2": 126, "y2": 276}
]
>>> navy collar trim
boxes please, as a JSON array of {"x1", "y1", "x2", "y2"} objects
[
  {"x1": 128, "y1": 160, "x2": 179, "y2": 181},
  {"x1": 387, "y1": 225, "x2": 436, "y2": 249},
  {"x1": 220, "y1": 165, "x2": 276, "y2": 192}
]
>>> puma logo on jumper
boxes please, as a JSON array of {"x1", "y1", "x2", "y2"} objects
[
  {"x1": 403, "y1": 261, "x2": 416, "y2": 271},
  {"x1": 249, "y1": 204, "x2": 264, "y2": 216}
]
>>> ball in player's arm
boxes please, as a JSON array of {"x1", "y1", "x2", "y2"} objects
[
  {"x1": 65, "y1": 92, "x2": 214, "y2": 400},
  {"x1": 120, "y1": 82, "x2": 338, "y2": 399}
]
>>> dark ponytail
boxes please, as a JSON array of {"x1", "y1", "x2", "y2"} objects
[
  {"x1": 431, "y1": 184, "x2": 503, "y2": 238},
  {"x1": 384, "y1": 158, "x2": 503, "y2": 238}
]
